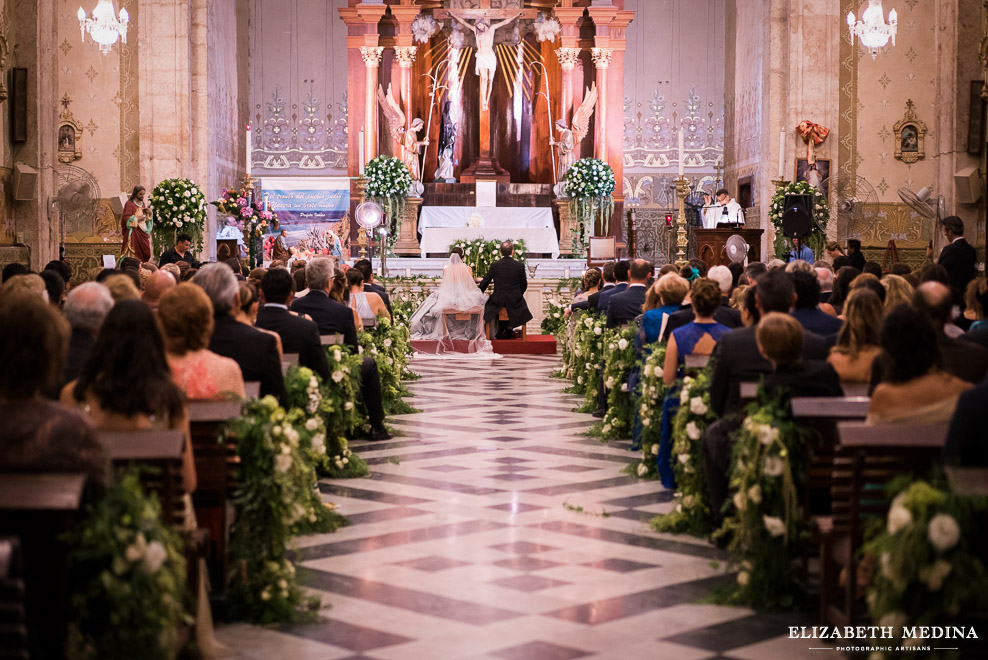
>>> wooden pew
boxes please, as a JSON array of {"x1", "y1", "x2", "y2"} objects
[
  {"x1": 0, "y1": 473, "x2": 89, "y2": 659},
  {"x1": 684, "y1": 354, "x2": 711, "y2": 370},
  {"x1": 790, "y1": 396, "x2": 870, "y2": 421},
  {"x1": 0, "y1": 537, "x2": 28, "y2": 659},
  {"x1": 187, "y1": 401, "x2": 243, "y2": 588},
  {"x1": 244, "y1": 381, "x2": 261, "y2": 399},
  {"x1": 281, "y1": 353, "x2": 299, "y2": 375},
  {"x1": 816, "y1": 421, "x2": 948, "y2": 627},
  {"x1": 100, "y1": 430, "x2": 186, "y2": 528},
  {"x1": 840, "y1": 381, "x2": 870, "y2": 397},
  {"x1": 739, "y1": 381, "x2": 759, "y2": 405},
  {"x1": 320, "y1": 334, "x2": 345, "y2": 346},
  {"x1": 945, "y1": 466, "x2": 988, "y2": 497}
]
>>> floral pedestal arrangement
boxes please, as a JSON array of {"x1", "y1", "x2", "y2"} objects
[
  {"x1": 149, "y1": 178, "x2": 207, "y2": 259},
  {"x1": 563, "y1": 157, "x2": 616, "y2": 254},
  {"x1": 212, "y1": 177, "x2": 278, "y2": 267}
]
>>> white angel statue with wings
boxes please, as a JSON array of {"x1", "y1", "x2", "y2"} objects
[
  {"x1": 551, "y1": 82, "x2": 598, "y2": 188},
  {"x1": 377, "y1": 83, "x2": 429, "y2": 183}
]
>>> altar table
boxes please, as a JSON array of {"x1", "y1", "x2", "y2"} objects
[{"x1": 418, "y1": 206, "x2": 559, "y2": 258}]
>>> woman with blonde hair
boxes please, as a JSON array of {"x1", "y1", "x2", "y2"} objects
[
  {"x1": 881, "y1": 274, "x2": 914, "y2": 312},
  {"x1": 827, "y1": 288, "x2": 883, "y2": 384}
]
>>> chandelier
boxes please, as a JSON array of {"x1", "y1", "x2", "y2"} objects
[
  {"x1": 77, "y1": 0, "x2": 129, "y2": 55},
  {"x1": 847, "y1": 0, "x2": 897, "y2": 59}
]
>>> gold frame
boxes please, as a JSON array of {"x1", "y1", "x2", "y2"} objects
[
  {"x1": 57, "y1": 97, "x2": 83, "y2": 164},
  {"x1": 893, "y1": 99, "x2": 927, "y2": 164}
]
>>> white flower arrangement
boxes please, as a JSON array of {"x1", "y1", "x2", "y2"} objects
[{"x1": 467, "y1": 212, "x2": 485, "y2": 228}]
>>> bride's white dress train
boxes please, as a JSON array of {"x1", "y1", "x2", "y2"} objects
[{"x1": 409, "y1": 254, "x2": 497, "y2": 357}]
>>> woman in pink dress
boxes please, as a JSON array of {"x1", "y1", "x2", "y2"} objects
[
  {"x1": 120, "y1": 185, "x2": 153, "y2": 263},
  {"x1": 158, "y1": 283, "x2": 246, "y2": 400}
]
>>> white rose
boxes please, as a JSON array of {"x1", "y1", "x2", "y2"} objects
[
  {"x1": 384, "y1": 338, "x2": 393, "y2": 347},
  {"x1": 272, "y1": 425, "x2": 282, "y2": 437},
  {"x1": 642, "y1": 417, "x2": 651, "y2": 427},
  {"x1": 686, "y1": 421, "x2": 701, "y2": 440},
  {"x1": 344, "y1": 401, "x2": 354, "y2": 411},
  {"x1": 757, "y1": 425, "x2": 779, "y2": 445},
  {"x1": 260, "y1": 589, "x2": 271, "y2": 601},
  {"x1": 125, "y1": 532, "x2": 148, "y2": 563},
  {"x1": 643, "y1": 365, "x2": 653, "y2": 378},
  {"x1": 919, "y1": 559, "x2": 952, "y2": 591},
  {"x1": 736, "y1": 570, "x2": 750, "y2": 586},
  {"x1": 887, "y1": 504, "x2": 913, "y2": 535},
  {"x1": 275, "y1": 453, "x2": 292, "y2": 473},
  {"x1": 762, "y1": 455, "x2": 785, "y2": 477},
  {"x1": 682, "y1": 495, "x2": 695, "y2": 508},
  {"x1": 637, "y1": 463, "x2": 648, "y2": 477},
  {"x1": 332, "y1": 371, "x2": 344, "y2": 383},
  {"x1": 651, "y1": 443, "x2": 659, "y2": 455},
  {"x1": 621, "y1": 383, "x2": 629, "y2": 392},
  {"x1": 144, "y1": 541, "x2": 167, "y2": 573},
  {"x1": 680, "y1": 386, "x2": 691, "y2": 402},
  {"x1": 617, "y1": 338, "x2": 629, "y2": 350},
  {"x1": 305, "y1": 418, "x2": 318, "y2": 431},
  {"x1": 677, "y1": 453, "x2": 689, "y2": 464},
  {"x1": 652, "y1": 366, "x2": 663, "y2": 378},
  {"x1": 309, "y1": 377, "x2": 318, "y2": 389},
  {"x1": 762, "y1": 515, "x2": 786, "y2": 537},
  {"x1": 278, "y1": 578, "x2": 288, "y2": 589},
  {"x1": 605, "y1": 377, "x2": 615, "y2": 389},
  {"x1": 690, "y1": 397, "x2": 708, "y2": 415},
  {"x1": 747, "y1": 485, "x2": 762, "y2": 505},
  {"x1": 927, "y1": 513, "x2": 961, "y2": 552},
  {"x1": 594, "y1": 326, "x2": 602, "y2": 336}
]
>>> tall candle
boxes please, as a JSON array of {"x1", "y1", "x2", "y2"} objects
[
  {"x1": 246, "y1": 124, "x2": 252, "y2": 177},
  {"x1": 678, "y1": 128, "x2": 685, "y2": 177},
  {"x1": 358, "y1": 129, "x2": 365, "y2": 175},
  {"x1": 778, "y1": 130, "x2": 785, "y2": 180}
]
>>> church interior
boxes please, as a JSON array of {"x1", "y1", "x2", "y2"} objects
[{"x1": 1, "y1": 0, "x2": 988, "y2": 659}]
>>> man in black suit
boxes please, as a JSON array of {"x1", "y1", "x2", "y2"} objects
[
  {"x1": 158, "y1": 232, "x2": 202, "y2": 268},
  {"x1": 790, "y1": 270, "x2": 843, "y2": 337},
  {"x1": 353, "y1": 259, "x2": 392, "y2": 316},
  {"x1": 569, "y1": 262, "x2": 616, "y2": 313},
  {"x1": 944, "y1": 378, "x2": 988, "y2": 467},
  {"x1": 937, "y1": 216, "x2": 977, "y2": 302},
  {"x1": 661, "y1": 265, "x2": 741, "y2": 341},
  {"x1": 707, "y1": 269, "x2": 830, "y2": 417},
  {"x1": 193, "y1": 263, "x2": 287, "y2": 404},
  {"x1": 291, "y1": 258, "x2": 391, "y2": 439},
  {"x1": 478, "y1": 241, "x2": 532, "y2": 339},
  {"x1": 595, "y1": 260, "x2": 630, "y2": 313},
  {"x1": 846, "y1": 239, "x2": 866, "y2": 271},
  {"x1": 60, "y1": 282, "x2": 114, "y2": 387},
  {"x1": 256, "y1": 268, "x2": 330, "y2": 382},
  {"x1": 606, "y1": 259, "x2": 651, "y2": 328}
]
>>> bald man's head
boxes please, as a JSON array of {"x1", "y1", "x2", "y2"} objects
[
  {"x1": 913, "y1": 281, "x2": 953, "y2": 326},
  {"x1": 143, "y1": 270, "x2": 178, "y2": 304}
]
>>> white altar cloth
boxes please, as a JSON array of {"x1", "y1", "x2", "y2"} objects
[{"x1": 419, "y1": 206, "x2": 559, "y2": 257}]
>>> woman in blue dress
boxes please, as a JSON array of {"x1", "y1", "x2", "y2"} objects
[{"x1": 656, "y1": 278, "x2": 731, "y2": 487}]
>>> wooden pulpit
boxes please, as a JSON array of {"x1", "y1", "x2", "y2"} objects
[{"x1": 694, "y1": 228, "x2": 763, "y2": 269}]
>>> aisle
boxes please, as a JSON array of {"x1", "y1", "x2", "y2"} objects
[{"x1": 217, "y1": 355, "x2": 835, "y2": 660}]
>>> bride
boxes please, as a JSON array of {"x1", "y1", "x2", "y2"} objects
[{"x1": 410, "y1": 252, "x2": 495, "y2": 355}]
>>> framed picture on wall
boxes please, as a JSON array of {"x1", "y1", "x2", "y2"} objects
[
  {"x1": 893, "y1": 100, "x2": 927, "y2": 164},
  {"x1": 795, "y1": 158, "x2": 830, "y2": 198}
]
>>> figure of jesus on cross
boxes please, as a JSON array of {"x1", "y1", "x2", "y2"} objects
[{"x1": 449, "y1": 11, "x2": 522, "y2": 111}]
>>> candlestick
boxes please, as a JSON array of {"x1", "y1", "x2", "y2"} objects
[
  {"x1": 674, "y1": 175, "x2": 691, "y2": 268},
  {"x1": 358, "y1": 129, "x2": 365, "y2": 175},
  {"x1": 678, "y1": 128, "x2": 685, "y2": 177},
  {"x1": 778, "y1": 130, "x2": 785, "y2": 180},
  {"x1": 246, "y1": 124, "x2": 252, "y2": 177}
]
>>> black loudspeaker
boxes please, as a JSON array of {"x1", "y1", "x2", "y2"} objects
[
  {"x1": 10, "y1": 68, "x2": 27, "y2": 143},
  {"x1": 781, "y1": 194, "x2": 812, "y2": 238}
]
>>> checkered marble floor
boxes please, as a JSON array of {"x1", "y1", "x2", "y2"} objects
[{"x1": 217, "y1": 355, "x2": 838, "y2": 660}]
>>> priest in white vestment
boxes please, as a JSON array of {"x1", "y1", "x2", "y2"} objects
[{"x1": 702, "y1": 188, "x2": 745, "y2": 229}]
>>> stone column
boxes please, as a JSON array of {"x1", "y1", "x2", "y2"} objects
[
  {"x1": 555, "y1": 47, "x2": 580, "y2": 125},
  {"x1": 361, "y1": 46, "x2": 384, "y2": 163},
  {"x1": 395, "y1": 46, "x2": 418, "y2": 130},
  {"x1": 590, "y1": 47, "x2": 612, "y2": 162}
]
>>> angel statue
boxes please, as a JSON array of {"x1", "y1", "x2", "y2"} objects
[
  {"x1": 450, "y1": 11, "x2": 522, "y2": 111},
  {"x1": 377, "y1": 83, "x2": 429, "y2": 186},
  {"x1": 551, "y1": 82, "x2": 598, "y2": 195}
]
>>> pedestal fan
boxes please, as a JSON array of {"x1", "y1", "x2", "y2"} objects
[
  {"x1": 355, "y1": 201, "x2": 384, "y2": 270},
  {"x1": 898, "y1": 185, "x2": 946, "y2": 263}
]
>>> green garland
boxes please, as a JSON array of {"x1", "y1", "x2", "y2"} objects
[
  {"x1": 625, "y1": 346, "x2": 668, "y2": 480},
  {"x1": 567, "y1": 314, "x2": 611, "y2": 411},
  {"x1": 359, "y1": 316, "x2": 419, "y2": 415},
  {"x1": 650, "y1": 369, "x2": 717, "y2": 535},
  {"x1": 226, "y1": 396, "x2": 347, "y2": 623},
  {"x1": 768, "y1": 180, "x2": 829, "y2": 260},
  {"x1": 449, "y1": 238, "x2": 528, "y2": 280},
  {"x1": 541, "y1": 301, "x2": 567, "y2": 336},
  {"x1": 596, "y1": 327, "x2": 638, "y2": 440},
  {"x1": 714, "y1": 396, "x2": 810, "y2": 609},
  {"x1": 863, "y1": 480, "x2": 988, "y2": 658},
  {"x1": 564, "y1": 157, "x2": 616, "y2": 253},
  {"x1": 66, "y1": 472, "x2": 190, "y2": 660}
]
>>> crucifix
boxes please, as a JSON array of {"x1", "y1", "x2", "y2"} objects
[{"x1": 436, "y1": 3, "x2": 537, "y2": 183}]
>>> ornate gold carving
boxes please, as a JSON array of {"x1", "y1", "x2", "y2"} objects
[
  {"x1": 394, "y1": 46, "x2": 417, "y2": 67},
  {"x1": 555, "y1": 47, "x2": 580, "y2": 71},
  {"x1": 590, "y1": 47, "x2": 612, "y2": 69},
  {"x1": 57, "y1": 96, "x2": 83, "y2": 164},
  {"x1": 893, "y1": 99, "x2": 927, "y2": 164},
  {"x1": 360, "y1": 46, "x2": 384, "y2": 67}
]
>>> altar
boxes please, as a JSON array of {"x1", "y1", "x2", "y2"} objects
[{"x1": 418, "y1": 206, "x2": 559, "y2": 257}]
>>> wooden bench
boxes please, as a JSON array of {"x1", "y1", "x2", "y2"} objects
[
  {"x1": 441, "y1": 307, "x2": 483, "y2": 340},
  {"x1": 0, "y1": 473, "x2": 89, "y2": 659},
  {"x1": 945, "y1": 467, "x2": 988, "y2": 497},
  {"x1": 684, "y1": 354, "x2": 711, "y2": 370},
  {"x1": 815, "y1": 421, "x2": 948, "y2": 626},
  {"x1": 100, "y1": 430, "x2": 187, "y2": 528},
  {"x1": 320, "y1": 334, "x2": 346, "y2": 346},
  {"x1": 840, "y1": 381, "x2": 870, "y2": 397},
  {"x1": 187, "y1": 401, "x2": 243, "y2": 589},
  {"x1": 244, "y1": 381, "x2": 261, "y2": 399},
  {"x1": 790, "y1": 396, "x2": 870, "y2": 421},
  {"x1": 486, "y1": 308, "x2": 527, "y2": 340},
  {"x1": 281, "y1": 352, "x2": 300, "y2": 375},
  {"x1": 0, "y1": 537, "x2": 27, "y2": 659},
  {"x1": 739, "y1": 381, "x2": 759, "y2": 405}
]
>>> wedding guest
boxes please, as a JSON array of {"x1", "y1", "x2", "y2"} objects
[
  {"x1": 181, "y1": 267, "x2": 198, "y2": 282},
  {"x1": 143, "y1": 270, "x2": 177, "y2": 311},
  {"x1": 293, "y1": 268, "x2": 309, "y2": 298},
  {"x1": 62, "y1": 299, "x2": 195, "y2": 492},
  {"x1": 347, "y1": 269, "x2": 391, "y2": 328},
  {"x1": 825, "y1": 241, "x2": 846, "y2": 261},
  {"x1": 1, "y1": 273, "x2": 47, "y2": 301},
  {"x1": 846, "y1": 239, "x2": 866, "y2": 270},
  {"x1": 862, "y1": 261, "x2": 883, "y2": 278},
  {"x1": 881, "y1": 274, "x2": 914, "y2": 313},
  {"x1": 193, "y1": 263, "x2": 287, "y2": 404},
  {"x1": 247, "y1": 267, "x2": 267, "y2": 288},
  {"x1": 832, "y1": 255, "x2": 849, "y2": 271},
  {"x1": 2, "y1": 263, "x2": 29, "y2": 282},
  {"x1": 728, "y1": 262, "x2": 744, "y2": 290},
  {"x1": 868, "y1": 304, "x2": 972, "y2": 425},
  {"x1": 292, "y1": 258, "x2": 390, "y2": 440},
  {"x1": 638, "y1": 273, "x2": 688, "y2": 348},
  {"x1": 61, "y1": 282, "x2": 114, "y2": 387},
  {"x1": 742, "y1": 262, "x2": 767, "y2": 286},
  {"x1": 607, "y1": 259, "x2": 651, "y2": 329},
  {"x1": 158, "y1": 232, "x2": 202, "y2": 268},
  {"x1": 911, "y1": 281, "x2": 988, "y2": 383},
  {"x1": 944, "y1": 378, "x2": 988, "y2": 466},
  {"x1": 0, "y1": 293, "x2": 108, "y2": 485},
  {"x1": 937, "y1": 215, "x2": 977, "y2": 301},
  {"x1": 829, "y1": 266, "x2": 861, "y2": 314},
  {"x1": 40, "y1": 270, "x2": 66, "y2": 306},
  {"x1": 158, "y1": 284, "x2": 246, "y2": 400},
  {"x1": 256, "y1": 268, "x2": 329, "y2": 382},
  {"x1": 353, "y1": 259, "x2": 393, "y2": 316},
  {"x1": 827, "y1": 288, "x2": 883, "y2": 385},
  {"x1": 919, "y1": 263, "x2": 952, "y2": 287},
  {"x1": 816, "y1": 267, "x2": 835, "y2": 304},
  {"x1": 756, "y1": 313, "x2": 842, "y2": 402},
  {"x1": 739, "y1": 284, "x2": 760, "y2": 327},
  {"x1": 572, "y1": 268, "x2": 602, "y2": 304},
  {"x1": 160, "y1": 262, "x2": 181, "y2": 283},
  {"x1": 729, "y1": 284, "x2": 748, "y2": 311},
  {"x1": 791, "y1": 270, "x2": 843, "y2": 337},
  {"x1": 570, "y1": 262, "x2": 616, "y2": 313},
  {"x1": 103, "y1": 273, "x2": 141, "y2": 302},
  {"x1": 661, "y1": 265, "x2": 742, "y2": 340},
  {"x1": 43, "y1": 259, "x2": 72, "y2": 287},
  {"x1": 890, "y1": 263, "x2": 912, "y2": 276},
  {"x1": 960, "y1": 278, "x2": 988, "y2": 331},
  {"x1": 596, "y1": 260, "x2": 630, "y2": 312}
]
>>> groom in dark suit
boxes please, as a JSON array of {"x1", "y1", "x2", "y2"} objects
[
  {"x1": 937, "y1": 216, "x2": 977, "y2": 303},
  {"x1": 478, "y1": 241, "x2": 533, "y2": 339}
]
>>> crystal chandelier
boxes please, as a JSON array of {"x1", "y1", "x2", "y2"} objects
[
  {"x1": 847, "y1": 0, "x2": 897, "y2": 59},
  {"x1": 77, "y1": 0, "x2": 129, "y2": 55}
]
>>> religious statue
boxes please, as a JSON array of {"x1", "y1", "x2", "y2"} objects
[
  {"x1": 120, "y1": 184, "x2": 153, "y2": 262},
  {"x1": 450, "y1": 11, "x2": 522, "y2": 111},
  {"x1": 378, "y1": 83, "x2": 429, "y2": 183},
  {"x1": 551, "y1": 83, "x2": 598, "y2": 192},
  {"x1": 434, "y1": 100, "x2": 457, "y2": 183}
]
